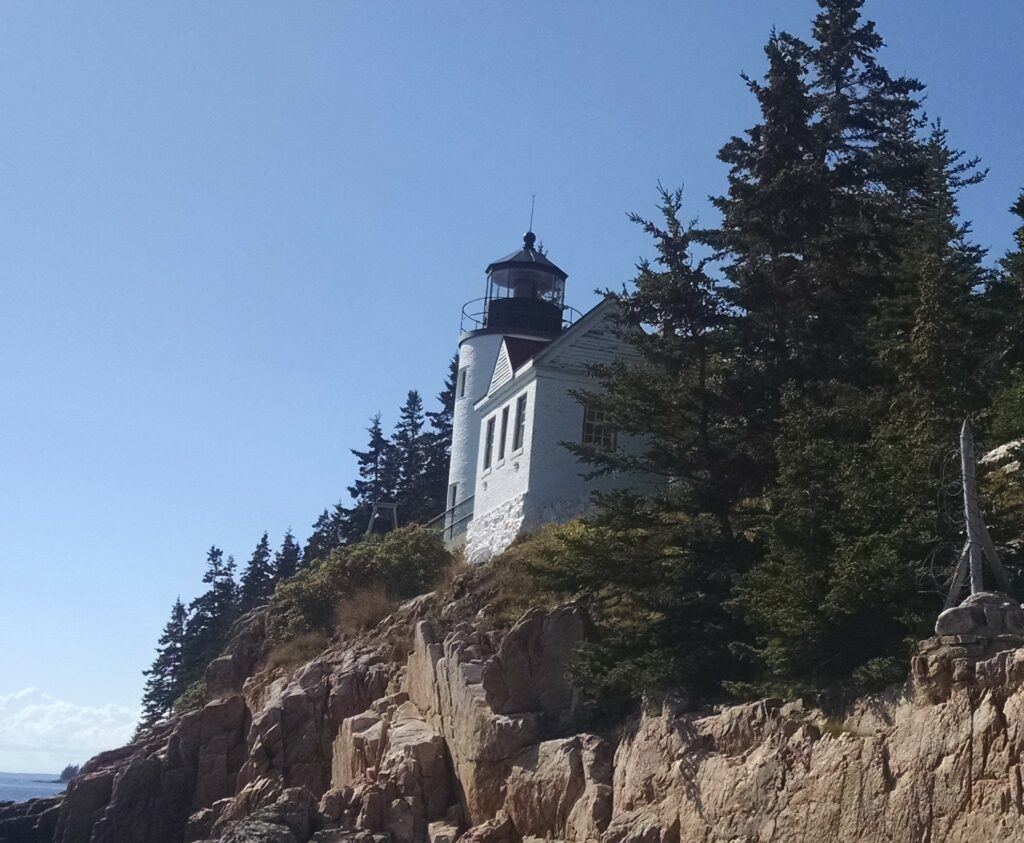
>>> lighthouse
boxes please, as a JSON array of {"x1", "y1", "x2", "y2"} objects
[
  {"x1": 439, "y1": 230, "x2": 650, "y2": 562},
  {"x1": 446, "y1": 232, "x2": 570, "y2": 529}
]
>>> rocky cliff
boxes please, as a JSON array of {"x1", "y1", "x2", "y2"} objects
[{"x1": 8, "y1": 567, "x2": 1024, "y2": 843}]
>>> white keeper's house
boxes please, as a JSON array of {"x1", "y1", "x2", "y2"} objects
[{"x1": 437, "y1": 230, "x2": 650, "y2": 563}]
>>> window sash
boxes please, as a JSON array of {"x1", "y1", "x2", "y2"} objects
[
  {"x1": 513, "y1": 395, "x2": 527, "y2": 451},
  {"x1": 483, "y1": 417, "x2": 495, "y2": 470},
  {"x1": 582, "y1": 403, "x2": 617, "y2": 450},
  {"x1": 498, "y1": 406, "x2": 509, "y2": 461}
]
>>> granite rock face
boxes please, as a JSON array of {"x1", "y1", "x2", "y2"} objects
[{"x1": 19, "y1": 586, "x2": 1024, "y2": 843}]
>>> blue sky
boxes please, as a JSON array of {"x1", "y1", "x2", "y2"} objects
[{"x1": 1, "y1": 1, "x2": 1021, "y2": 772}]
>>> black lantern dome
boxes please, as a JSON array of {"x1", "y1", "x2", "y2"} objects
[{"x1": 482, "y1": 232, "x2": 567, "y2": 335}]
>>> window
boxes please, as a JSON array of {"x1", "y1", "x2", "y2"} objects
[
  {"x1": 483, "y1": 417, "x2": 495, "y2": 470},
  {"x1": 498, "y1": 406, "x2": 510, "y2": 461},
  {"x1": 582, "y1": 403, "x2": 617, "y2": 450},
  {"x1": 512, "y1": 394, "x2": 527, "y2": 451},
  {"x1": 458, "y1": 368, "x2": 468, "y2": 398},
  {"x1": 448, "y1": 483, "x2": 458, "y2": 510}
]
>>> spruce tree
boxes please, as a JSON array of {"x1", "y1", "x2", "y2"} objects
[
  {"x1": 537, "y1": 187, "x2": 748, "y2": 709},
  {"x1": 140, "y1": 597, "x2": 187, "y2": 725},
  {"x1": 339, "y1": 413, "x2": 396, "y2": 541},
  {"x1": 984, "y1": 193, "x2": 1024, "y2": 440},
  {"x1": 182, "y1": 547, "x2": 238, "y2": 682},
  {"x1": 239, "y1": 531, "x2": 275, "y2": 612},
  {"x1": 738, "y1": 26, "x2": 988, "y2": 695},
  {"x1": 273, "y1": 529, "x2": 302, "y2": 582},
  {"x1": 422, "y1": 356, "x2": 458, "y2": 518},
  {"x1": 304, "y1": 507, "x2": 344, "y2": 563},
  {"x1": 391, "y1": 390, "x2": 432, "y2": 524}
]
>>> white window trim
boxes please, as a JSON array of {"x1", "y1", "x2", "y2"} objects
[
  {"x1": 481, "y1": 415, "x2": 496, "y2": 475},
  {"x1": 512, "y1": 393, "x2": 528, "y2": 455}
]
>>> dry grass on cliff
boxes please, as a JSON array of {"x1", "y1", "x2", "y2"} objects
[
  {"x1": 265, "y1": 631, "x2": 329, "y2": 671},
  {"x1": 335, "y1": 587, "x2": 397, "y2": 636},
  {"x1": 472, "y1": 522, "x2": 575, "y2": 630}
]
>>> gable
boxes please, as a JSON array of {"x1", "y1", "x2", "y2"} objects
[
  {"x1": 487, "y1": 337, "x2": 549, "y2": 395},
  {"x1": 535, "y1": 301, "x2": 636, "y2": 373},
  {"x1": 488, "y1": 343, "x2": 514, "y2": 394}
]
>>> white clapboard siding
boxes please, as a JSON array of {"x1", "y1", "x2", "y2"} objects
[
  {"x1": 542, "y1": 324, "x2": 637, "y2": 373},
  {"x1": 487, "y1": 342, "x2": 514, "y2": 394}
]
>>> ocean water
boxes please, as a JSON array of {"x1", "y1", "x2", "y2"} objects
[{"x1": 0, "y1": 771, "x2": 65, "y2": 803}]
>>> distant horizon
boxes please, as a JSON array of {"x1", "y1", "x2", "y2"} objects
[{"x1": 4, "y1": 0, "x2": 1024, "y2": 774}]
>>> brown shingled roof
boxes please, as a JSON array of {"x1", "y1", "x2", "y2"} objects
[{"x1": 504, "y1": 337, "x2": 550, "y2": 370}]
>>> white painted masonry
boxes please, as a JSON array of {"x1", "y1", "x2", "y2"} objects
[
  {"x1": 460, "y1": 300, "x2": 651, "y2": 562},
  {"x1": 447, "y1": 332, "x2": 505, "y2": 512}
]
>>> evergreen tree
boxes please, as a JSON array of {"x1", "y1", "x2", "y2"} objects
[
  {"x1": 737, "y1": 21, "x2": 988, "y2": 696},
  {"x1": 536, "y1": 187, "x2": 749, "y2": 709},
  {"x1": 238, "y1": 531, "x2": 275, "y2": 612},
  {"x1": 391, "y1": 390, "x2": 433, "y2": 524},
  {"x1": 566, "y1": 0, "x2": 990, "y2": 701},
  {"x1": 339, "y1": 413, "x2": 397, "y2": 542},
  {"x1": 422, "y1": 356, "x2": 458, "y2": 518},
  {"x1": 139, "y1": 597, "x2": 187, "y2": 725},
  {"x1": 983, "y1": 192, "x2": 1024, "y2": 441},
  {"x1": 273, "y1": 529, "x2": 302, "y2": 582},
  {"x1": 304, "y1": 507, "x2": 344, "y2": 563},
  {"x1": 181, "y1": 547, "x2": 238, "y2": 682}
]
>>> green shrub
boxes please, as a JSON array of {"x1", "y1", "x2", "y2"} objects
[
  {"x1": 269, "y1": 526, "x2": 450, "y2": 642},
  {"x1": 172, "y1": 679, "x2": 206, "y2": 715}
]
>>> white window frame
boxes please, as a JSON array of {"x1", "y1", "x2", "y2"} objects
[
  {"x1": 512, "y1": 394, "x2": 527, "y2": 453},
  {"x1": 482, "y1": 416, "x2": 496, "y2": 472},
  {"x1": 497, "y1": 405, "x2": 510, "y2": 464},
  {"x1": 582, "y1": 402, "x2": 617, "y2": 450}
]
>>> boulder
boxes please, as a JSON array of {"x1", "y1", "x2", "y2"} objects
[
  {"x1": 427, "y1": 820, "x2": 460, "y2": 843},
  {"x1": 404, "y1": 620, "x2": 540, "y2": 823},
  {"x1": 213, "y1": 787, "x2": 314, "y2": 843},
  {"x1": 206, "y1": 611, "x2": 269, "y2": 699},
  {"x1": 480, "y1": 605, "x2": 586, "y2": 730},
  {"x1": 935, "y1": 591, "x2": 1024, "y2": 637},
  {"x1": 0, "y1": 795, "x2": 63, "y2": 843},
  {"x1": 332, "y1": 700, "x2": 452, "y2": 842},
  {"x1": 504, "y1": 734, "x2": 612, "y2": 840}
]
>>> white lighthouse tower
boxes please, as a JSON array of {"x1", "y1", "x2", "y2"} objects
[{"x1": 444, "y1": 231, "x2": 569, "y2": 538}]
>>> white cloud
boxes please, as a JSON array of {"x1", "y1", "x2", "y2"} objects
[{"x1": 0, "y1": 688, "x2": 138, "y2": 774}]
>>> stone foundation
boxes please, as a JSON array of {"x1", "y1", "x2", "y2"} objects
[{"x1": 465, "y1": 496, "x2": 526, "y2": 564}]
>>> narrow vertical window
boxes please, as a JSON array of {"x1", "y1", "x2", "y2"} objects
[
  {"x1": 483, "y1": 417, "x2": 495, "y2": 470},
  {"x1": 498, "y1": 406, "x2": 510, "y2": 461},
  {"x1": 458, "y1": 368, "x2": 468, "y2": 398},
  {"x1": 582, "y1": 402, "x2": 617, "y2": 450},
  {"x1": 448, "y1": 483, "x2": 458, "y2": 510},
  {"x1": 512, "y1": 394, "x2": 527, "y2": 451}
]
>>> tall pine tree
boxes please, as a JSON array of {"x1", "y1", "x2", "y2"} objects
[
  {"x1": 422, "y1": 356, "x2": 458, "y2": 518},
  {"x1": 737, "y1": 4, "x2": 988, "y2": 697},
  {"x1": 339, "y1": 413, "x2": 397, "y2": 542},
  {"x1": 239, "y1": 532, "x2": 275, "y2": 612},
  {"x1": 274, "y1": 529, "x2": 302, "y2": 582},
  {"x1": 182, "y1": 547, "x2": 238, "y2": 683},
  {"x1": 391, "y1": 390, "x2": 433, "y2": 524},
  {"x1": 536, "y1": 187, "x2": 749, "y2": 709},
  {"x1": 139, "y1": 597, "x2": 187, "y2": 726}
]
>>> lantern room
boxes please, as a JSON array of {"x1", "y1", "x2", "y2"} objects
[{"x1": 482, "y1": 231, "x2": 568, "y2": 335}]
